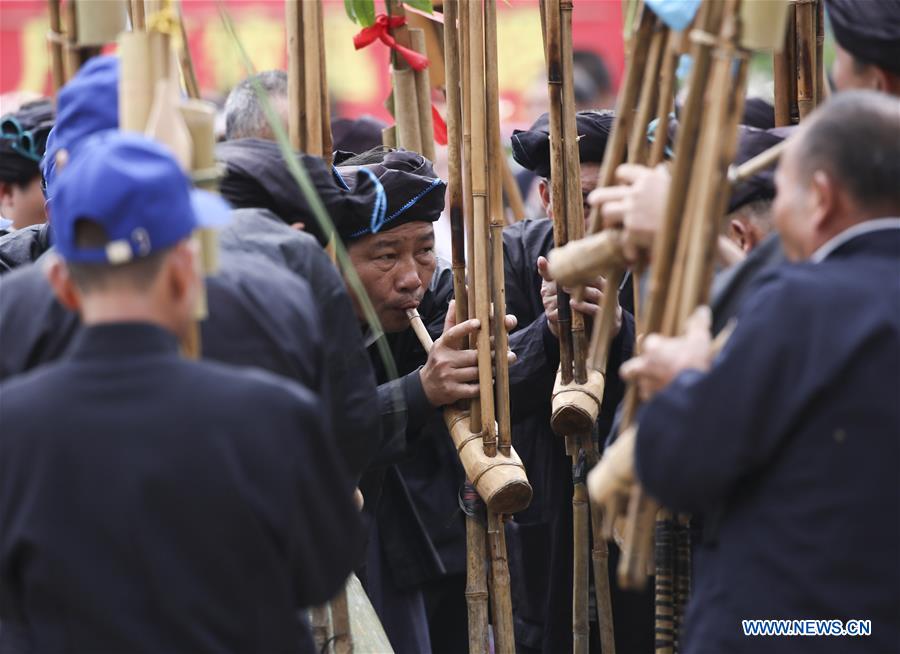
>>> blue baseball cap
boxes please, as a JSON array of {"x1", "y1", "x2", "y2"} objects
[
  {"x1": 41, "y1": 55, "x2": 120, "y2": 200},
  {"x1": 52, "y1": 132, "x2": 230, "y2": 264}
]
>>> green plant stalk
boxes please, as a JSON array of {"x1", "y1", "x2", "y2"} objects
[{"x1": 219, "y1": 5, "x2": 399, "y2": 384}]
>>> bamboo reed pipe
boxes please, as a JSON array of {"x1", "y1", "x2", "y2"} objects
[
  {"x1": 815, "y1": 0, "x2": 826, "y2": 103},
  {"x1": 445, "y1": 6, "x2": 490, "y2": 648},
  {"x1": 572, "y1": 454, "x2": 590, "y2": 654},
  {"x1": 459, "y1": 0, "x2": 481, "y2": 437},
  {"x1": 626, "y1": 23, "x2": 665, "y2": 167},
  {"x1": 795, "y1": 0, "x2": 816, "y2": 120},
  {"x1": 444, "y1": 0, "x2": 468, "y2": 327},
  {"x1": 488, "y1": 510, "x2": 515, "y2": 654},
  {"x1": 467, "y1": 0, "x2": 497, "y2": 456},
  {"x1": 174, "y1": 0, "x2": 199, "y2": 100},
  {"x1": 386, "y1": 0, "x2": 413, "y2": 70},
  {"x1": 302, "y1": 0, "x2": 324, "y2": 156},
  {"x1": 381, "y1": 126, "x2": 397, "y2": 148},
  {"x1": 589, "y1": 489, "x2": 617, "y2": 654},
  {"x1": 648, "y1": 30, "x2": 680, "y2": 167},
  {"x1": 618, "y1": 0, "x2": 726, "y2": 592},
  {"x1": 484, "y1": 0, "x2": 512, "y2": 457},
  {"x1": 728, "y1": 140, "x2": 787, "y2": 185},
  {"x1": 286, "y1": 0, "x2": 306, "y2": 151},
  {"x1": 410, "y1": 29, "x2": 436, "y2": 162},
  {"x1": 586, "y1": 6, "x2": 655, "y2": 235},
  {"x1": 317, "y1": 0, "x2": 332, "y2": 164},
  {"x1": 131, "y1": 0, "x2": 145, "y2": 29},
  {"x1": 395, "y1": 66, "x2": 424, "y2": 153},
  {"x1": 543, "y1": 0, "x2": 574, "y2": 386},
  {"x1": 560, "y1": 0, "x2": 589, "y2": 386},
  {"x1": 502, "y1": 162, "x2": 527, "y2": 222},
  {"x1": 48, "y1": 0, "x2": 65, "y2": 92},
  {"x1": 466, "y1": 510, "x2": 491, "y2": 654}
]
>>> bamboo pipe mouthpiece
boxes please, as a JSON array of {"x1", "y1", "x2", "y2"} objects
[
  {"x1": 727, "y1": 139, "x2": 788, "y2": 186},
  {"x1": 550, "y1": 368, "x2": 605, "y2": 437},
  {"x1": 547, "y1": 230, "x2": 627, "y2": 288}
]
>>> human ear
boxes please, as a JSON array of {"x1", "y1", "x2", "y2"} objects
[
  {"x1": 729, "y1": 219, "x2": 748, "y2": 250},
  {"x1": 44, "y1": 255, "x2": 81, "y2": 311},
  {"x1": 538, "y1": 179, "x2": 551, "y2": 214},
  {"x1": 809, "y1": 170, "x2": 835, "y2": 232}
]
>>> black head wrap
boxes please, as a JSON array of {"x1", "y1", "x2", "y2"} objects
[
  {"x1": 216, "y1": 138, "x2": 377, "y2": 246},
  {"x1": 826, "y1": 0, "x2": 900, "y2": 76},
  {"x1": 728, "y1": 125, "x2": 794, "y2": 213},
  {"x1": 333, "y1": 148, "x2": 446, "y2": 241},
  {"x1": 511, "y1": 109, "x2": 614, "y2": 177},
  {"x1": 331, "y1": 115, "x2": 388, "y2": 155},
  {"x1": 0, "y1": 99, "x2": 54, "y2": 185},
  {"x1": 742, "y1": 98, "x2": 776, "y2": 130}
]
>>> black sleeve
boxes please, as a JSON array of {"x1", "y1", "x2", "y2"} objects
[
  {"x1": 304, "y1": 247, "x2": 382, "y2": 481},
  {"x1": 280, "y1": 383, "x2": 364, "y2": 607}
]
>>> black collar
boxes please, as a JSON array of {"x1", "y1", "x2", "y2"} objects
[{"x1": 68, "y1": 322, "x2": 180, "y2": 361}]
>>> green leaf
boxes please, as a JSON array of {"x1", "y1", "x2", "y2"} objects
[
  {"x1": 353, "y1": 0, "x2": 376, "y2": 26},
  {"x1": 344, "y1": 0, "x2": 358, "y2": 24},
  {"x1": 403, "y1": 0, "x2": 433, "y2": 14}
]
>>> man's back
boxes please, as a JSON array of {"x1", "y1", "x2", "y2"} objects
[
  {"x1": 637, "y1": 227, "x2": 900, "y2": 653},
  {"x1": 0, "y1": 323, "x2": 362, "y2": 653}
]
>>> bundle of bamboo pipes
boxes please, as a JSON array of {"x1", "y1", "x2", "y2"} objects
[
  {"x1": 404, "y1": 2, "x2": 534, "y2": 652},
  {"x1": 286, "y1": 0, "x2": 333, "y2": 162},
  {"x1": 774, "y1": 0, "x2": 826, "y2": 126},
  {"x1": 46, "y1": 0, "x2": 126, "y2": 92}
]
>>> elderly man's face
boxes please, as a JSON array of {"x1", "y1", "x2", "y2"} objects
[
  {"x1": 539, "y1": 162, "x2": 602, "y2": 227},
  {"x1": 772, "y1": 141, "x2": 817, "y2": 261},
  {"x1": 347, "y1": 221, "x2": 437, "y2": 333}
]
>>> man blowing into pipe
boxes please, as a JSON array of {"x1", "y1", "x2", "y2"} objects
[
  {"x1": 0, "y1": 132, "x2": 363, "y2": 652},
  {"x1": 331, "y1": 147, "x2": 518, "y2": 654},
  {"x1": 592, "y1": 90, "x2": 900, "y2": 654}
]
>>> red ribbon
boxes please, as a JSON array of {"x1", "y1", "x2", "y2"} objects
[
  {"x1": 353, "y1": 14, "x2": 430, "y2": 72},
  {"x1": 431, "y1": 104, "x2": 447, "y2": 145}
]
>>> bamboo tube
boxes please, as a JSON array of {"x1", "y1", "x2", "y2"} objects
[
  {"x1": 728, "y1": 140, "x2": 787, "y2": 185},
  {"x1": 331, "y1": 585, "x2": 353, "y2": 654},
  {"x1": 63, "y1": 0, "x2": 79, "y2": 80},
  {"x1": 410, "y1": 29, "x2": 436, "y2": 162},
  {"x1": 465, "y1": 511, "x2": 490, "y2": 654},
  {"x1": 484, "y1": 0, "x2": 512, "y2": 457},
  {"x1": 815, "y1": 0, "x2": 826, "y2": 103},
  {"x1": 626, "y1": 23, "x2": 665, "y2": 167},
  {"x1": 459, "y1": 0, "x2": 481, "y2": 438},
  {"x1": 648, "y1": 30, "x2": 680, "y2": 167},
  {"x1": 547, "y1": 230, "x2": 625, "y2": 288},
  {"x1": 394, "y1": 68, "x2": 424, "y2": 153},
  {"x1": 386, "y1": 0, "x2": 413, "y2": 70},
  {"x1": 589, "y1": 494, "x2": 616, "y2": 654},
  {"x1": 572, "y1": 456, "x2": 590, "y2": 654},
  {"x1": 467, "y1": 1, "x2": 497, "y2": 456},
  {"x1": 302, "y1": 0, "x2": 324, "y2": 156},
  {"x1": 119, "y1": 31, "x2": 158, "y2": 132},
  {"x1": 502, "y1": 161, "x2": 527, "y2": 222},
  {"x1": 487, "y1": 510, "x2": 515, "y2": 654},
  {"x1": 444, "y1": 0, "x2": 468, "y2": 327},
  {"x1": 586, "y1": 5, "x2": 655, "y2": 235},
  {"x1": 773, "y1": 2, "x2": 794, "y2": 126},
  {"x1": 286, "y1": 0, "x2": 306, "y2": 151},
  {"x1": 618, "y1": 0, "x2": 725, "y2": 592},
  {"x1": 317, "y1": 0, "x2": 333, "y2": 164},
  {"x1": 75, "y1": 0, "x2": 127, "y2": 47},
  {"x1": 795, "y1": 0, "x2": 816, "y2": 120},
  {"x1": 543, "y1": 0, "x2": 574, "y2": 387},
  {"x1": 145, "y1": 53, "x2": 193, "y2": 171},
  {"x1": 445, "y1": 6, "x2": 490, "y2": 645},
  {"x1": 48, "y1": 0, "x2": 65, "y2": 92},
  {"x1": 381, "y1": 126, "x2": 397, "y2": 148},
  {"x1": 174, "y1": 0, "x2": 200, "y2": 100},
  {"x1": 132, "y1": 0, "x2": 145, "y2": 30},
  {"x1": 559, "y1": 0, "x2": 588, "y2": 386}
]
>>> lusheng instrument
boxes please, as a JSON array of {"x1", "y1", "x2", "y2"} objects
[
  {"x1": 774, "y1": 0, "x2": 825, "y2": 126},
  {"x1": 286, "y1": 0, "x2": 332, "y2": 162}
]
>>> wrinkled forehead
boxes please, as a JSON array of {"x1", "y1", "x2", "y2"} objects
[{"x1": 353, "y1": 220, "x2": 435, "y2": 249}]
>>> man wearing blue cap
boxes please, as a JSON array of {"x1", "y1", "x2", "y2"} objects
[
  {"x1": 0, "y1": 132, "x2": 362, "y2": 652},
  {"x1": 0, "y1": 54, "x2": 380, "y2": 484}
]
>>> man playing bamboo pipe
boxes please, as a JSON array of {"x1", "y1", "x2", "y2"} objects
[
  {"x1": 331, "y1": 147, "x2": 520, "y2": 654},
  {"x1": 502, "y1": 110, "x2": 649, "y2": 654},
  {"x1": 591, "y1": 89, "x2": 900, "y2": 654}
]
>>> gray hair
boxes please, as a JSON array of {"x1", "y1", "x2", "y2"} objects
[
  {"x1": 223, "y1": 70, "x2": 288, "y2": 141},
  {"x1": 796, "y1": 90, "x2": 900, "y2": 214}
]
